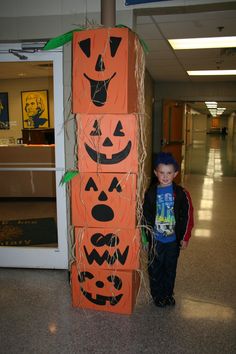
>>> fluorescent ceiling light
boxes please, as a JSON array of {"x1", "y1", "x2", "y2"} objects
[
  {"x1": 209, "y1": 109, "x2": 217, "y2": 115},
  {"x1": 206, "y1": 104, "x2": 217, "y2": 108},
  {"x1": 187, "y1": 70, "x2": 236, "y2": 76},
  {"x1": 168, "y1": 36, "x2": 236, "y2": 49}
]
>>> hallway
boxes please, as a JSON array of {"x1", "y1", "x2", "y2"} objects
[{"x1": 0, "y1": 135, "x2": 236, "y2": 354}]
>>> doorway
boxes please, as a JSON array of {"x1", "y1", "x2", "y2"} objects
[{"x1": 0, "y1": 44, "x2": 68, "y2": 268}]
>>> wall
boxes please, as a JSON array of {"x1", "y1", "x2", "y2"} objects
[
  {"x1": 0, "y1": 77, "x2": 54, "y2": 143},
  {"x1": 192, "y1": 114, "x2": 207, "y2": 142},
  {"x1": 228, "y1": 113, "x2": 235, "y2": 139},
  {"x1": 143, "y1": 70, "x2": 154, "y2": 186},
  {"x1": 0, "y1": 1, "x2": 133, "y2": 43}
]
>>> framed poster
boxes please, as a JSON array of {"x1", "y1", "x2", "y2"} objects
[
  {"x1": 21, "y1": 90, "x2": 50, "y2": 128},
  {"x1": 0, "y1": 92, "x2": 9, "y2": 129}
]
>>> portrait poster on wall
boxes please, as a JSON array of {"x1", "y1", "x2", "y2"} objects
[
  {"x1": 21, "y1": 90, "x2": 49, "y2": 129},
  {"x1": 0, "y1": 92, "x2": 9, "y2": 129}
]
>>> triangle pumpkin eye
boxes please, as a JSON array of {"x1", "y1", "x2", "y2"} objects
[
  {"x1": 109, "y1": 37, "x2": 122, "y2": 57},
  {"x1": 113, "y1": 121, "x2": 124, "y2": 136},
  {"x1": 85, "y1": 177, "x2": 98, "y2": 191},
  {"x1": 108, "y1": 177, "x2": 122, "y2": 192},
  {"x1": 79, "y1": 38, "x2": 91, "y2": 58},
  {"x1": 90, "y1": 120, "x2": 102, "y2": 136}
]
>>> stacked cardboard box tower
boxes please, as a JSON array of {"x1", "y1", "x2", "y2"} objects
[{"x1": 71, "y1": 27, "x2": 144, "y2": 314}]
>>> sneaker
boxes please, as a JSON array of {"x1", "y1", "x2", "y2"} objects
[
  {"x1": 154, "y1": 298, "x2": 167, "y2": 307},
  {"x1": 165, "y1": 296, "x2": 176, "y2": 306}
]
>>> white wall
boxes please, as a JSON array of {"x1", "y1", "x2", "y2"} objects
[
  {"x1": 0, "y1": 1, "x2": 133, "y2": 42},
  {"x1": 228, "y1": 113, "x2": 236, "y2": 139}
]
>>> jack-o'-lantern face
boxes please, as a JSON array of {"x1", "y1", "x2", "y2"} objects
[
  {"x1": 85, "y1": 175, "x2": 122, "y2": 222},
  {"x1": 71, "y1": 264, "x2": 140, "y2": 314},
  {"x1": 78, "y1": 271, "x2": 123, "y2": 306},
  {"x1": 77, "y1": 114, "x2": 138, "y2": 173},
  {"x1": 78, "y1": 36, "x2": 120, "y2": 107},
  {"x1": 71, "y1": 173, "x2": 136, "y2": 228},
  {"x1": 86, "y1": 120, "x2": 130, "y2": 164},
  {"x1": 75, "y1": 228, "x2": 140, "y2": 270},
  {"x1": 72, "y1": 28, "x2": 139, "y2": 114}
]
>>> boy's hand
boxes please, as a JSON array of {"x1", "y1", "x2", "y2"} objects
[{"x1": 180, "y1": 240, "x2": 188, "y2": 250}]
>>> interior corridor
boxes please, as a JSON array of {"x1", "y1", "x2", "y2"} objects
[{"x1": 0, "y1": 134, "x2": 235, "y2": 354}]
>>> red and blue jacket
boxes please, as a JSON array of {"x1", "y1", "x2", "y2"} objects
[{"x1": 142, "y1": 182, "x2": 194, "y2": 244}]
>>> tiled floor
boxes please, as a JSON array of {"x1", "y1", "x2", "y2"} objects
[{"x1": 0, "y1": 134, "x2": 236, "y2": 354}]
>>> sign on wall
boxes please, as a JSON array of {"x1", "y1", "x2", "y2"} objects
[
  {"x1": 21, "y1": 90, "x2": 50, "y2": 129},
  {"x1": 0, "y1": 92, "x2": 9, "y2": 129}
]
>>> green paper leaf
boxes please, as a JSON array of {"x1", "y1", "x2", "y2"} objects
[
  {"x1": 59, "y1": 170, "x2": 79, "y2": 186},
  {"x1": 43, "y1": 28, "x2": 84, "y2": 50},
  {"x1": 141, "y1": 228, "x2": 149, "y2": 245},
  {"x1": 115, "y1": 24, "x2": 131, "y2": 29},
  {"x1": 139, "y1": 38, "x2": 149, "y2": 54}
]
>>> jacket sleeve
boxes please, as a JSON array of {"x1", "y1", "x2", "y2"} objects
[
  {"x1": 182, "y1": 188, "x2": 194, "y2": 242},
  {"x1": 142, "y1": 187, "x2": 156, "y2": 242}
]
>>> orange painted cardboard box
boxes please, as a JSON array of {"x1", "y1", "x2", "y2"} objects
[
  {"x1": 72, "y1": 27, "x2": 140, "y2": 114},
  {"x1": 71, "y1": 172, "x2": 137, "y2": 228},
  {"x1": 75, "y1": 227, "x2": 140, "y2": 270},
  {"x1": 77, "y1": 113, "x2": 139, "y2": 173},
  {"x1": 71, "y1": 262, "x2": 140, "y2": 314}
]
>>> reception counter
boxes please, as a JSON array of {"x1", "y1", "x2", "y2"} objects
[{"x1": 0, "y1": 145, "x2": 56, "y2": 197}]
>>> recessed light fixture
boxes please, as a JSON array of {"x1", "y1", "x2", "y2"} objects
[
  {"x1": 205, "y1": 101, "x2": 226, "y2": 116},
  {"x1": 168, "y1": 36, "x2": 236, "y2": 50},
  {"x1": 187, "y1": 70, "x2": 236, "y2": 76},
  {"x1": 205, "y1": 101, "x2": 217, "y2": 108}
]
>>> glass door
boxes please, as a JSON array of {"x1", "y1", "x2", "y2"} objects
[{"x1": 0, "y1": 44, "x2": 68, "y2": 268}]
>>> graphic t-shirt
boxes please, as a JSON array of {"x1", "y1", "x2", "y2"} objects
[{"x1": 154, "y1": 184, "x2": 176, "y2": 243}]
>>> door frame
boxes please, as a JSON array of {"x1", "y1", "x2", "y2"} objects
[{"x1": 0, "y1": 43, "x2": 68, "y2": 269}]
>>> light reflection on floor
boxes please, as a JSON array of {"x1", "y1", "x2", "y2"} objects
[
  {"x1": 181, "y1": 298, "x2": 234, "y2": 320},
  {"x1": 181, "y1": 133, "x2": 236, "y2": 334},
  {"x1": 185, "y1": 134, "x2": 236, "y2": 177}
]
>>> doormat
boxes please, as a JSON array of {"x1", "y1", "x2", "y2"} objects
[{"x1": 0, "y1": 218, "x2": 57, "y2": 247}]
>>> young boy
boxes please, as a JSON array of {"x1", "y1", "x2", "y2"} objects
[{"x1": 142, "y1": 152, "x2": 194, "y2": 307}]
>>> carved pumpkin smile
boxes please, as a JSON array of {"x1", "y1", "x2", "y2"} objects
[
  {"x1": 84, "y1": 230, "x2": 129, "y2": 266},
  {"x1": 84, "y1": 72, "x2": 116, "y2": 107},
  {"x1": 80, "y1": 288, "x2": 123, "y2": 306},
  {"x1": 75, "y1": 228, "x2": 140, "y2": 270},
  {"x1": 85, "y1": 141, "x2": 132, "y2": 164}
]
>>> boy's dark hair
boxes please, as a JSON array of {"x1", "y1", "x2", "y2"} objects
[{"x1": 154, "y1": 152, "x2": 179, "y2": 171}]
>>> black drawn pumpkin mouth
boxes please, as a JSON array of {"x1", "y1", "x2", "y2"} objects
[
  {"x1": 83, "y1": 245, "x2": 129, "y2": 266},
  {"x1": 91, "y1": 204, "x2": 114, "y2": 222},
  {"x1": 85, "y1": 141, "x2": 131, "y2": 164},
  {"x1": 84, "y1": 72, "x2": 116, "y2": 106},
  {"x1": 80, "y1": 288, "x2": 123, "y2": 306}
]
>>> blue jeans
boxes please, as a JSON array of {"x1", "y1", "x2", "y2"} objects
[{"x1": 148, "y1": 240, "x2": 180, "y2": 301}]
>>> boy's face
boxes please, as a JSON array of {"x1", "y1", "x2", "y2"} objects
[{"x1": 154, "y1": 163, "x2": 178, "y2": 187}]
